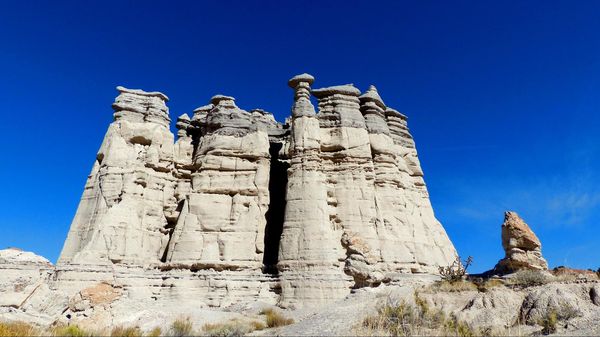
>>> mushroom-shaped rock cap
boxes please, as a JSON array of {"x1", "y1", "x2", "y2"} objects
[
  {"x1": 193, "y1": 104, "x2": 214, "y2": 113},
  {"x1": 250, "y1": 108, "x2": 271, "y2": 115},
  {"x1": 210, "y1": 94, "x2": 236, "y2": 106},
  {"x1": 359, "y1": 85, "x2": 386, "y2": 108},
  {"x1": 385, "y1": 107, "x2": 408, "y2": 120},
  {"x1": 116, "y1": 85, "x2": 169, "y2": 102},
  {"x1": 176, "y1": 113, "x2": 191, "y2": 130},
  {"x1": 311, "y1": 84, "x2": 361, "y2": 98},
  {"x1": 177, "y1": 113, "x2": 190, "y2": 121},
  {"x1": 288, "y1": 73, "x2": 315, "y2": 88}
]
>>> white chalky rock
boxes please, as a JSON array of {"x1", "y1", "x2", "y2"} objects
[{"x1": 2, "y1": 74, "x2": 457, "y2": 324}]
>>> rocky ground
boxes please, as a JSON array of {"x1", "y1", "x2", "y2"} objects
[{"x1": 2, "y1": 263, "x2": 599, "y2": 336}]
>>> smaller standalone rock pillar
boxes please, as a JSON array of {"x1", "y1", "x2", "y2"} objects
[{"x1": 494, "y1": 211, "x2": 548, "y2": 273}]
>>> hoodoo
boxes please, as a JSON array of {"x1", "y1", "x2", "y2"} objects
[
  {"x1": 0, "y1": 74, "x2": 456, "y2": 328},
  {"x1": 58, "y1": 74, "x2": 456, "y2": 307}
]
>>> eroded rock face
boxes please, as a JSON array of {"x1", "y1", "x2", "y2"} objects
[
  {"x1": 3, "y1": 74, "x2": 456, "y2": 322},
  {"x1": 58, "y1": 86, "x2": 177, "y2": 266},
  {"x1": 277, "y1": 79, "x2": 456, "y2": 307},
  {"x1": 0, "y1": 248, "x2": 54, "y2": 308},
  {"x1": 494, "y1": 211, "x2": 548, "y2": 273}
]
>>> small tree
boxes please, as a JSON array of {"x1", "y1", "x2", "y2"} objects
[{"x1": 439, "y1": 256, "x2": 473, "y2": 283}]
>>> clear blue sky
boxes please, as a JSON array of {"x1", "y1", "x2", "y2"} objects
[{"x1": 0, "y1": 1, "x2": 598, "y2": 273}]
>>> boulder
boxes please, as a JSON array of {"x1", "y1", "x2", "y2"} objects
[{"x1": 494, "y1": 211, "x2": 548, "y2": 273}]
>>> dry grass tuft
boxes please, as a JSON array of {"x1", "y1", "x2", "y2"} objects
[
  {"x1": 359, "y1": 292, "x2": 483, "y2": 336},
  {"x1": 250, "y1": 321, "x2": 266, "y2": 331},
  {"x1": 147, "y1": 327, "x2": 162, "y2": 337},
  {"x1": 508, "y1": 270, "x2": 551, "y2": 288},
  {"x1": 168, "y1": 317, "x2": 193, "y2": 336},
  {"x1": 260, "y1": 308, "x2": 294, "y2": 328},
  {"x1": 538, "y1": 310, "x2": 558, "y2": 335},
  {"x1": 51, "y1": 324, "x2": 96, "y2": 337},
  {"x1": 0, "y1": 321, "x2": 39, "y2": 336},
  {"x1": 110, "y1": 325, "x2": 142, "y2": 337},
  {"x1": 471, "y1": 278, "x2": 506, "y2": 293},
  {"x1": 429, "y1": 280, "x2": 479, "y2": 293},
  {"x1": 202, "y1": 319, "x2": 265, "y2": 337}
]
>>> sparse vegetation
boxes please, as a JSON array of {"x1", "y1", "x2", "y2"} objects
[
  {"x1": 202, "y1": 321, "x2": 246, "y2": 337},
  {"x1": 360, "y1": 292, "x2": 477, "y2": 336},
  {"x1": 250, "y1": 321, "x2": 266, "y2": 331},
  {"x1": 471, "y1": 278, "x2": 505, "y2": 293},
  {"x1": 538, "y1": 310, "x2": 558, "y2": 335},
  {"x1": 110, "y1": 325, "x2": 142, "y2": 337},
  {"x1": 430, "y1": 280, "x2": 478, "y2": 292},
  {"x1": 443, "y1": 314, "x2": 476, "y2": 337},
  {"x1": 554, "y1": 303, "x2": 581, "y2": 321},
  {"x1": 508, "y1": 270, "x2": 551, "y2": 288},
  {"x1": 147, "y1": 327, "x2": 162, "y2": 337},
  {"x1": 202, "y1": 319, "x2": 265, "y2": 337},
  {"x1": 0, "y1": 321, "x2": 39, "y2": 337},
  {"x1": 168, "y1": 317, "x2": 193, "y2": 337},
  {"x1": 439, "y1": 256, "x2": 473, "y2": 283},
  {"x1": 51, "y1": 324, "x2": 95, "y2": 337},
  {"x1": 260, "y1": 308, "x2": 294, "y2": 328}
]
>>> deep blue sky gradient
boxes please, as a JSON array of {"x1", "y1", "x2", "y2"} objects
[{"x1": 0, "y1": 1, "x2": 598, "y2": 272}]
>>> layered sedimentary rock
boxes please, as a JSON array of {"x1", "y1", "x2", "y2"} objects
[
  {"x1": 278, "y1": 75, "x2": 352, "y2": 307},
  {"x1": 277, "y1": 80, "x2": 456, "y2": 307},
  {"x1": 0, "y1": 248, "x2": 54, "y2": 308},
  {"x1": 164, "y1": 95, "x2": 275, "y2": 268},
  {"x1": 59, "y1": 87, "x2": 178, "y2": 266},
  {"x1": 494, "y1": 211, "x2": 548, "y2": 273},
  {"x1": 14, "y1": 73, "x2": 456, "y2": 317}
]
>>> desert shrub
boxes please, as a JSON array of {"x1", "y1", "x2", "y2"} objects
[
  {"x1": 361, "y1": 293, "x2": 475, "y2": 336},
  {"x1": 249, "y1": 321, "x2": 266, "y2": 331},
  {"x1": 202, "y1": 320, "x2": 265, "y2": 337},
  {"x1": 443, "y1": 314, "x2": 475, "y2": 337},
  {"x1": 168, "y1": 317, "x2": 193, "y2": 337},
  {"x1": 260, "y1": 308, "x2": 294, "y2": 328},
  {"x1": 538, "y1": 310, "x2": 557, "y2": 335},
  {"x1": 147, "y1": 327, "x2": 162, "y2": 337},
  {"x1": 555, "y1": 302, "x2": 581, "y2": 321},
  {"x1": 363, "y1": 299, "x2": 417, "y2": 336},
  {"x1": 439, "y1": 256, "x2": 473, "y2": 283},
  {"x1": 202, "y1": 321, "x2": 247, "y2": 337},
  {"x1": 431, "y1": 280, "x2": 478, "y2": 293},
  {"x1": 0, "y1": 321, "x2": 39, "y2": 336},
  {"x1": 51, "y1": 325, "x2": 94, "y2": 337},
  {"x1": 110, "y1": 325, "x2": 142, "y2": 337},
  {"x1": 509, "y1": 270, "x2": 551, "y2": 287},
  {"x1": 471, "y1": 278, "x2": 505, "y2": 293}
]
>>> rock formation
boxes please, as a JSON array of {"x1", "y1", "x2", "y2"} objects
[
  {"x1": 0, "y1": 248, "x2": 54, "y2": 308},
  {"x1": 494, "y1": 211, "x2": 548, "y2": 273},
  {"x1": 0, "y1": 74, "x2": 456, "y2": 328}
]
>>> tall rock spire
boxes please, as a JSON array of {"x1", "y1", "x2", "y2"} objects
[
  {"x1": 58, "y1": 86, "x2": 177, "y2": 265},
  {"x1": 278, "y1": 74, "x2": 347, "y2": 308}
]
